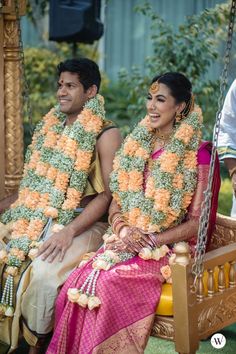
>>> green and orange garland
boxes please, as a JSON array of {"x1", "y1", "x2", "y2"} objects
[
  {"x1": 110, "y1": 105, "x2": 203, "y2": 233},
  {"x1": 0, "y1": 94, "x2": 106, "y2": 317}
]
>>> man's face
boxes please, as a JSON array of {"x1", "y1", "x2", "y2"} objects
[{"x1": 57, "y1": 71, "x2": 91, "y2": 121}]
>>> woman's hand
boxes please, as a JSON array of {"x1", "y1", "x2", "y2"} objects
[
  {"x1": 105, "y1": 226, "x2": 159, "y2": 254},
  {"x1": 104, "y1": 228, "x2": 129, "y2": 252},
  {"x1": 121, "y1": 227, "x2": 157, "y2": 253}
]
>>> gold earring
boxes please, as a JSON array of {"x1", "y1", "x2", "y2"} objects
[{"x1": 175, "y1": 112, "x2": 183, "y2": 122}]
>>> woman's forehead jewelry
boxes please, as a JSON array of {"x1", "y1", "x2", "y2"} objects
[{"x1": 150, "y1": 81, "x2": 159, "y2": 94}]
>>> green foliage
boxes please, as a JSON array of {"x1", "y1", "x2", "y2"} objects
[
  {"x1": 218, "y1": 177, "x2": 232, "y2": 216},
  {"x1": 23, "y1": 0, "x2": 231, "y2": 142},
  {"x1": 24, "y1": 47, "x2": 59, "y2": 124},
  {"x1": 100, "y1": 82, "x2": 133, "y2": 137},
  {"x1": 115, "y1": 1, "x2": 230, "y2": 137},
  {"x1": 23, "y1": 42, "x2": 102, "y2": 126},
  {"x1": 26, "y1": 0, "x2": 48, "y2": 26}
]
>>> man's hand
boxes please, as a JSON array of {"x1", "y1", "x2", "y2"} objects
[{"x1": 37, "y1": 229, "x2": 74, "y2": 263}]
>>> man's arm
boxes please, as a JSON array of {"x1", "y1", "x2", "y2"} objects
[
  {"x1": 224, "y1": 158, "x2": 236, "y2": 196},
  {"x1": 38, "y1": 128, "x2": 122, "y2": 262},
  {"x1": 0, "y1": 192, "x2": 18, "y2": 214}
]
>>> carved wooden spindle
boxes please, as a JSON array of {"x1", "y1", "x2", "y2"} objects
[
  {"x1": 207, "y1": 269, "x2": 214, "y2": 297},
  {"x1": 173, "y1": 241, "x2": 190, "y2": 265},
  {"x1": 218, "y1": 264, "x2": 226, "y2": 292},
  {"x1": 229, "y1": 261, "x2": 236, "y2": 288},
  {"x1": 197, "y1": 273, "x2": 204, "y2": 302}
]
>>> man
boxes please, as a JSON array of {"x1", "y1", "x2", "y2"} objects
[
  {"x1": 218, "y1": 79, "x2": 236, "y2": 217},
  {"x1": 0, "y1": 58, "x2": 122, "y2": 353}
]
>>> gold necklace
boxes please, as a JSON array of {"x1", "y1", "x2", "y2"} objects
[{"x1": 154, "y1": 129, "x2": 173, "y2": 148}]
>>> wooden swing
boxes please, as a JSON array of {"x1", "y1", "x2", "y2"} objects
[
  {"x1": 152, "y1": 213, "x2": 236, "y2": 354},
  {"x1": 1, "y1": 2, "x2": 236, "y2": 354},
  {"x1": 151, "y1": 1, "x2": 236, "y2": 353}
]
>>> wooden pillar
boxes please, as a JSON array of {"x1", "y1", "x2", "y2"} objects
[
  {"x1": 0, "y1": 0, "x2": 26, "y2": 199},
  {"x1": 0, "y1": 6, "x2": 5, "y2": 199},
  {"x1": 171, "y1": 243, "x2": 199, "y2": 354}
]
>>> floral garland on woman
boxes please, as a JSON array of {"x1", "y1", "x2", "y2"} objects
[
  {"x1": 66, "y1": 105, "x2": 203, "y2": 310},
  {"x1": 0, "y1": 94, "x2": 105, "y2": 317},
  {"x1": 110, "y1": 105, "x2": 203, "y2": 233}
]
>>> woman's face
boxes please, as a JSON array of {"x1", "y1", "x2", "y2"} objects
[{"x1": 146, "y1": 82, "x2": 184, "y2": 132}]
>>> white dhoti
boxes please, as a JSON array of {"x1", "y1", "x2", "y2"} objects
[{"x1": 0, "y1": 221, "x2": 107, "y2": 351}]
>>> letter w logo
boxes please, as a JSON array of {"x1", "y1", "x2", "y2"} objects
[
  {"x1": 214, "y1": 336, "x2": 223, "y2": 345},
  {"x1": 211, "y1": 333, "x2": 226, "y2": 349}
]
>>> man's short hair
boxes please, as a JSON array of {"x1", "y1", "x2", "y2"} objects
[{"x1": 57, "y1": 58, "x2": 101, "y2": 92}]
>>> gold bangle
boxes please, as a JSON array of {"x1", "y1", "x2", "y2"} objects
[
  {"x1": 112, "y1": 215, "x2": 123, "y2": 224},
  {"x1": 115, "y1": 222, "x2": 128, "y2": 236},
  {"x1": 112, "y1": 219, "x2": 124, "y2": 234},
  {"x1": 108, "y1": 211, "x2": 122, "y2": 225},
  {"x1": 229, "y1": 166, "x2": 236, "y2": 178}
]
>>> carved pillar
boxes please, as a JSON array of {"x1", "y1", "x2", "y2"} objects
[
  {"x1": 0, "y1": 4, "x2": 5, "y2": 199},
  {"x1": 0, "y1": 0, "x2": 26, "y2": 198},
  {"x1": 171, "y1": 242, "x2": 199, "y2": 354}
]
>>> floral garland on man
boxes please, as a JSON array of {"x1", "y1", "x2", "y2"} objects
[
  {"x1": 0, "y1": 94, "x2": 105, "y2": 317},
  {"x1": 66, "y1": 103, "x2": 203, "y2": 309}
]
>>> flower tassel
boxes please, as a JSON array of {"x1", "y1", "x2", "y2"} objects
[
  {"x1": 67, "y1": 250, "x2": 133, "y2": 310},
  {"x1": 0, "y1": 274, "x2": 14, "y2": 317},
  {"x1": 68, "y1": 269, "x2": 101, "y2": 310}
]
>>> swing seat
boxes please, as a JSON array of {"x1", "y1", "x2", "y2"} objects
[{"x1": 152, "y1": 213, "x2": 236, "y2": 354}]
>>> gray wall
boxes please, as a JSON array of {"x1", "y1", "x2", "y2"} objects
[
  {"x1": 22, "y1": 0, "x2": 232, "y2": 81},
  {"x1": 103, "y1": 0, "x2": 229, "y2": 80}
]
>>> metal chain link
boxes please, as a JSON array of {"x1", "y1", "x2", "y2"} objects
[
  {"x1": 192, "y1": 0, "x2": 236, "y2": 288},
  {"x1": 14, "y1": 0, "x2": 34, "y2": 136}
]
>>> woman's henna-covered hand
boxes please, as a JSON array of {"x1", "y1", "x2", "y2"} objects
[{"x1": 105, "y1": 226, "x2": 159, "y2": 254}]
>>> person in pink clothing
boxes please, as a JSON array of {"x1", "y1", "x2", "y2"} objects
[{"x1": 47, "y1": 72, "x2": 220, "y2": 354}]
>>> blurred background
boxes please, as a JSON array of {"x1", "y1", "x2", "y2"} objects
[{"x1": 21, "y1": 0, "x2": 235, "y2": 216}]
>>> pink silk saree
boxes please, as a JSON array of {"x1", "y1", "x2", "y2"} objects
[{"x1": 47, "y1": 142, "x2": 220, "y2": 354}]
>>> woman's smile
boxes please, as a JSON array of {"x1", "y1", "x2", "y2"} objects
[{"x1": 149, "y1": 113, "x2": 161, "y2": 123}]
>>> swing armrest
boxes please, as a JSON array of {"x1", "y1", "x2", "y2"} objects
[
  {"x1": 203, "y1": 242, "x2": 236, "y2": 269},
  {"x1": 210, "y1": 213, "x2": 236, "y2": 249}
]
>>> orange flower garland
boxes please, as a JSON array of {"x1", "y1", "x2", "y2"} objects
[
  {"x1": 67, "y1": 106, "x2": 203, "y2": 309},
  {"x1": 0, "y1": 94, "x2": 106, "y2": 317},
  {"x1": 110, "y1": 105, "x2": 203, "y2": 233}
]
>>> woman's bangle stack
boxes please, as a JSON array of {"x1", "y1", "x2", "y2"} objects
[{"x1": 109, "y1": 211, "x2": 128, "y2": 236}]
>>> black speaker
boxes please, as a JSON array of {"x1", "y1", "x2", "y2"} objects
[{"x1": 49, "y1": 0, "x2": 104, "y2": 44}]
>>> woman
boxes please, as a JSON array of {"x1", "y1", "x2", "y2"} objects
[{"x1": 47, "y1": 72, "x2": 220, "y2": 354}]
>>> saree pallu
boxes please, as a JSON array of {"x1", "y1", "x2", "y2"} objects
[
  {"x1": 47, "y1": 252, "x2": 168, "y2": 354},
  {"x1": 47, "y1": 142, "x2": 220, "y2": 354}
]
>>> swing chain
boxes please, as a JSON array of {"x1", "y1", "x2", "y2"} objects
[
  {"x1": 14, "y1": 0, "x2": 34, "y2": 135},
  {"x1": 191, "y1": 0, "x2": 236, "y2": 291}
]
